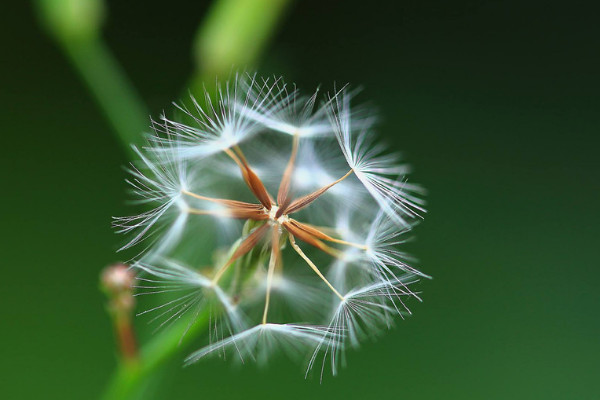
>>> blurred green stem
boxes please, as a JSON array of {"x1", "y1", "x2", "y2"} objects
[
  {"x1": 101, "y1": 310, "x2": 209, "y2": 400},
  {"x1": 61, "y1": 38, "x2": 148, "y2": 157},
  {"x1": 37, "y1": 0, "x2": 291, "y2": 399},
  {"x1": 35, "y1": 0, "x2": 149, "y2": 157},
  {"x1": 36, "y1": 0, "x2": 291, "y2": 153},
  {"x1": 191, "y1": 0, "x2": 291, "y2": 93}
]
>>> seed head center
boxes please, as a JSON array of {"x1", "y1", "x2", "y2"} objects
[{"x1": 267, "y1": 205, "x2": 288, "y2": 224}]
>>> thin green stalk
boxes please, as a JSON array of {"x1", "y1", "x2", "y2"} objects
[
  {"x1": 34, "y1": 0, "x2": 148, "y2": 158},
  {"x1": 100, "y1": 230, "x2": 266, "y2": 399},
  {"x1": 36, "y1": 1, "x2": 292, "y2": 399},
  {"x1": 61, "y1": 38, "x2": 149, "y2": 157},
  {"x1": 101, "y1": 309, "x2": 210, "y2": 400},
  {"x1": 191, "y1": 0, "x2": 291, "y2": 94}
]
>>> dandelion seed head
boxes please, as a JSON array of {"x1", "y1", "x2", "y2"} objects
[{"x1": 114, "y1": 73, "x2": 428, "y2": 376}]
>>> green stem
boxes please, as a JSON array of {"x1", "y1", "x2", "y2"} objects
[
  {"x1": 190, "y1": 0, "x2": 291, "y2": 94},
  {"x1": 61, "y1": 38, "x2": 148, "y2": 158},
  {"x1": 34, "y1": 0, "x2": 148, "y2": 157},
  {"x1": 36, "y1": 1, "x2": 292, "y2": 399},
  {"x1": 101, "y1": 309, "x2": 210, "y2": 400}
]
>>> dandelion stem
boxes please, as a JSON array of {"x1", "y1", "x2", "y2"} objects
[
  {"x1": 62, "y1": 39, "x2": 148, "y2": 156},
  {"x1": 101, "y1": 309, "x2": 210, "y2": 400},
  {"x1": 33, "y1": 0, "x2": 148, "y2": 158},
  {"x1": 34, "y1": 0, "x2": 294, "y2": 397},
  {"x1": 288, "y1": 235, "x2": 345, "y2": 301},
  {"x1": 114, "y1": 315, "x2": 138, "y2": 362}
]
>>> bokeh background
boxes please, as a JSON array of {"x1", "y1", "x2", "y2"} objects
[{"x1": 2, "y1": 1, "x2": 599, "y2": 399}]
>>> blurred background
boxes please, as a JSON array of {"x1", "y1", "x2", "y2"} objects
[{"x1": 2, "y1": 0, "x2": 599, "y2": 399}]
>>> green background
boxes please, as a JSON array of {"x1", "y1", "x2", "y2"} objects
[{"x1": 2, "y1": 1, "x2": 599, "y2": 399}]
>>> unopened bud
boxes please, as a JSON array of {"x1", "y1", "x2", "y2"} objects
[
  {"x1": 101, "y1": 263, "x2": 135, "y2": 294},
  {"x1": 101, "y1": 263, "x2": 139, "y2": 361},
  {"x1": 101, "y1": 263, "x2": 136, "y2": 316}
]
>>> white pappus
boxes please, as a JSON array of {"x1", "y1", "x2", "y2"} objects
[{"x1": 114, "y1": 73, "x2": 428, "y2": 377}]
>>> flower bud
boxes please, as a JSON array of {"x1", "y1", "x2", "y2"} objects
[{"x1": 101, "y1": 263, "x2": 135, "y2": 295}]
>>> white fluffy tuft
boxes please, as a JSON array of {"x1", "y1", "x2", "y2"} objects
[{"x1": 114, "y1": 74, "x2": 428, "y2": 378}]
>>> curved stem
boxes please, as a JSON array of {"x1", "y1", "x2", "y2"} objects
[
  {"x1": 101, "y1": 309, "x2": 210, "y2": 400},
  {"x1": 36, "y1": 1, "x2": 293, "y2": 399},
  {"x1": 57, "y1": 38, "x2": 148, "y2": 158}
]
